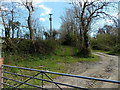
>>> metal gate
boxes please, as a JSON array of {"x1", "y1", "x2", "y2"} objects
[{"x1": 0, "y1": 64, "x2": 120, "y2": 90}]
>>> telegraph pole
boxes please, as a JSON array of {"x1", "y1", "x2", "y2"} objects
[{"x1": 49, "y1": 14, "x2": 53, "y2": 37}]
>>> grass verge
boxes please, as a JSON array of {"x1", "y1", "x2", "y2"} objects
[
  {"x1": 92, "y1": 50, "x2": 120, "y2": 55},
  {"x1": 3, "y1": 46, "x2": 99, "y2": 88}
]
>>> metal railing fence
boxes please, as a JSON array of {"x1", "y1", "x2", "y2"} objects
[{"x1": 1, "y1": 64, "x2": 120, "y2": 89}]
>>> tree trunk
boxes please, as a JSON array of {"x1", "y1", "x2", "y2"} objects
[
  {"x1": 12, "y1": 9, "x2": 14, "y2": 38},
  {"x1": 83, "y1": 30, "x2": 90, "y2": 57},
  {"x1": 79, "y1": 27, "x2": 83, "y2": 45},
  {"x1": 84, "y1": 32, "x2": 89, "y2": 48},
  {"x1": 28, "y1": 12, "x2": 33, "y2": 40},
  {"x1": 12, "y1": 27, "x2": 14, "y2": 38},
  {"x1": 17, "y1": 28, "x2": 20, "y2": 38},
  {"x1": 5, "y1": 28, "x2": 8, "y2": 38}
]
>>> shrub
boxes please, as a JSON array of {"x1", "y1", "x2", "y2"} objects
[
  {"x1": 90, "y1": 37, "x2": 112, "y2": 51},
  {"x1": 17, "y1": 39, "x2": 34, "y2": 54},
  {"x1": 45, "y1": 39, "x2": 58, "y2": 52},
  {"x1": 3, "y1": 38, "x2": 20, "y2": 52},
  {"x1": 109, "y1": 45, "x2": 120, "y2": 54},
  {"x1": 76, "y1": 46, "x2": 91, "y2": 58},
  {"x1": 4, "y1": 38, "x2": 58, "y2": 55},
  {"x1": 61, "y1": 33, "x2": 78, "y2": 47},
  {"x1": 34, "y1": 39, "x2": 58, "y2": 55}
]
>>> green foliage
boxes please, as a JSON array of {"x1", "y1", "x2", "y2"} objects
[
  {"x1": 90, "y1": 34, "x2": 116, "y2": 51},
  {"x1": 76, "y1": 46, "x2": 91, "y2": 58},
  {"x1": 52, "y1": 30, "x2": 58, "y2": 39},
  {"x1": 4, "y1": 38, "x2": 58, "y2": 55},
  {"x1": 17, "y1": 39, "x2": 33, "y2": 53},
  {"x1": 3, "y1": 38, "x2": 19, "y2": 52},
  {"x1": 4, "y1": 45, "x2": 98, "y2": 68},
  {"x1": 54, "y1": 45, "x2": 73, "y2": 56},
  {"x1": 41, "y1": 39, "x2": 58, "y2": 55},
  {"x1": 91, "y1": 26, "x2": 120, "y2": 55},
  {"x1": 44, "y1": 32, "x2": 50, "y2": 39},
  {"x1": 44, "y1": 30, "x2": 58, "y2": 40},
  {"x1": 61, "y1": 33, "x2": 78, "y2": 46},
  {"x1": 108, "y1": 45, "x2": 120, "y2": 55},
  {"x1": 3, "y1": 45, "x2": 99, "y2": 88}
]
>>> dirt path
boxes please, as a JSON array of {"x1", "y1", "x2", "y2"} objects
[{"x1": 45, "y1": 52, "x2": 119, "y2": 89}]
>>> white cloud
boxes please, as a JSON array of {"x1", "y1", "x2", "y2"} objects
[
  {"x1": 39, "y1": 17, "x2": 46, "y2": 22},
  {"x1": 39, "y1": 5, "x2": 52, "y2": 16},
  {"x1": 1, "y1": 0, "x2": 52, "y2": 15},
  {"x1": 1, "y1": 6, "x2": 8, "y2": 11}
]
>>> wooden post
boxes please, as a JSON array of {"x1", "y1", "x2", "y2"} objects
[
  {"x1": 0, "y1": 38, "x2": 4, "y2": 89},
  {"x1": 0, "y1": 58, "x2": 4, "y2": 89}
]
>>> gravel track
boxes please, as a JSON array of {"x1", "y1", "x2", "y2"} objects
[{"x1": 45, "y1": 52, "x2": 119, "y2": 89}]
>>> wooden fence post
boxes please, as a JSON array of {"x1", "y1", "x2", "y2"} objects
[{"x1": 0, "y1": 58, "x2": 4, "y2": 89}]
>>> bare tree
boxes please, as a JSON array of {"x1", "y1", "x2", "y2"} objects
[
  {"x1": 32, "y1": 18, "x2": 45, "y2": 39},
  {"x1": 10, "y1": 2, "x2": 16, "y2": 38},
  {"x1": 21, "y1": 0, "x2": 34, "y2": 40},
  {"x1": 71, "y1": 0, "x2": 113, "y2": 56},
  {"x1": 60, "y1": 9, "x2": 76, "y2": 35},
  {"x1": 0, "y1": 1, "x2": 21, "y2": 39},
  {"x1": 0, "y1": 3, "x2": 10, "y2": 38}
]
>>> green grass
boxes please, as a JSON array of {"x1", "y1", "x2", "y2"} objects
[
  {"x1": 3, "y1": 45, "x2": 99, "y2": 88},
  {"x1": 92, "y1": 50, "x2": 110, "y2": 54},
  {"x1": 92, "y1": 49, "x2": 120, "y2": 55},
  {"x1": 107, "y1": 51, "x2": 120, "y2": 55}
]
